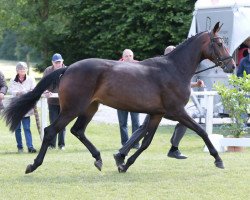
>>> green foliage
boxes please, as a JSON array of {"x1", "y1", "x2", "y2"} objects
[
  {"x1": 215, "y1": 72, "x2": 250, "y2": 137},
  {"x1": 62, "y1": 0, "x2": 194, "y2": 63},
  {"x1": 0, "y1": 31, "x2": 17, "y2": 60},
  {"x1": 0, "y1": 0, "x2": 194, "y2": 72}
]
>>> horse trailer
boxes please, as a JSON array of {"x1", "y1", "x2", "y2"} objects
[{"x1": 188, "y1": 0, "x2": 250, "y2": 117}]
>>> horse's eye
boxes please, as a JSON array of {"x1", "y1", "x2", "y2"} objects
[{"x1": 218, "y1": 43, "x2": 222, "y2": 47}]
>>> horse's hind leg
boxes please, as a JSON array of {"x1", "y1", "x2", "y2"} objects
[
  {"x1": 25, "y1": 112, "x2": 75, "y2": 174},
  {"x1": 118, "y1": 114, "x2": 163, "y2": 173},
  {"x1": 174, "y1": 110, "x2": 224, "y2": 169},
  {"x1": 70, "y1": 102, "x2": 102, "y2": 171}
]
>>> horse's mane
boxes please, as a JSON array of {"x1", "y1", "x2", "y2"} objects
[
  {"x1": 164, "y1": 31, "x2": 207, "y2": 56},
  {"x1": 141, "y1": 31, "x2": 207, "y2": 62}
]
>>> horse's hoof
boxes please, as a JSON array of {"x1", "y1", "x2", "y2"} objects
[
  {"x1": 118, "y1": 165, "x2": 127, "y2": 173},
  {"x1": 25, "y1": 164, "x2": 33, "y2": 174},
  {"x1": 94, "y1": 160, "x2": 102, "y2": 171},
  {"x1": 215, "y1": 160, "x2": 224, "y2": 169},
  {"x1": 113, "y1": 153, "x2": 125, "y2": 167}
]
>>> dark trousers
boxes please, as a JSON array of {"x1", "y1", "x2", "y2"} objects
[
  {"x1": 117, "y1": 110, "x2": 140, "y2": 146},
  {"x1": 170, "y1": 123, "x2": 187, "y2": 147},
  {"x1": 48, "y1": 104, "x2": 66, "y2": 148}
]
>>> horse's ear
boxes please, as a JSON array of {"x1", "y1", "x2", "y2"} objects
[{"x1": 213, "y1": 22, "x2": 222, "y2": 34}]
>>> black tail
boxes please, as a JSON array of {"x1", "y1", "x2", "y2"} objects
[{"x1": 3, "y1": 67, "x2": 67, "y2": 131}]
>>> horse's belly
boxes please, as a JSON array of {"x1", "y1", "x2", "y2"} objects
[{"x1": 96, "y1": 92, "x2": 165, "y2": 114}]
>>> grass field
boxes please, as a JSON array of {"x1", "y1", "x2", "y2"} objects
[
  {"x1": 0, "y1": 59, "x2": 42, "y2": 79},
  {"x1": 0, "y1": 117, "x2": 250, "y2": 200}
]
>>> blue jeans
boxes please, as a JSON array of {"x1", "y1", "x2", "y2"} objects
[
  {"x1": 117, "y1": 110, "x2": 140, "y2": 146},
  {"x1": 15, "y1": 117, "x2": 34, "y2": 149},
  {"x1": 48, "y1": 104, "x2": 66, "y2": 148}
]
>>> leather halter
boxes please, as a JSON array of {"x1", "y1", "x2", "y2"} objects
[{"x1": 195, "y1": 32, "x2": 233, "y2": 74}]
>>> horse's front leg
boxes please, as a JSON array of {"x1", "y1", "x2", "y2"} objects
[
  {"x1": 174, "y1": 110, "x2": 224, "y2": 169},
  {"x1": 118, "y1": 114, "x2": 163, "y2": 173},
  {"x1": 114, "y1": 115, "x2": 151, "y2": 168}
]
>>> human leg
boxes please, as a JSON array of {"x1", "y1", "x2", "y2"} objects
[
  {"x1": 22, "y1": 117, "x2": 36, "y2": 153},
  {"x1": 15, "y1": 121, "x2": 23, "y2": 151},
  {"x1": 48, "y1": 104, "x2": 58, "y2": 148},
  {"x1": 130, "y1": 112, "x2": 140, "y2": 148},
  {"x1": 117, "y1": 110, "x2": 129, "y2": 145},
  {"x1": 52, "y1": 104, "x2": 66, "y2": 149},
  {"x1": 168, "y1": 123, "x2": 187, "y2": 159}
]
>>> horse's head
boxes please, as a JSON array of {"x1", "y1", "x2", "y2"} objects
[{"x1": 205, "y1": 22, "x2": 236, "y2": 73}]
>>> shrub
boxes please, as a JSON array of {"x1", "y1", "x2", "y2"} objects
[{"x1": 214, "y1": 72, "x2": 250, "y2": 137}]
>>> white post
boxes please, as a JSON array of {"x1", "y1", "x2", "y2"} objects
[
  {"x1": 40, "y1": 96, "x2": 48, "y2": 140},
  {"x1": 192, "y1": 91, "x2": 217, "y2": 135},
  {"x1": 40, "y1": 93, "x2": 58, "y2": 140},
  {"x1": 205, "y1": 94, "x2": 214, "y2": 135}
]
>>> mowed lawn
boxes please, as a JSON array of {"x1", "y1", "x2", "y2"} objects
[{"x1": 0, "y1": 116, "x2": 250, "y2": 200}]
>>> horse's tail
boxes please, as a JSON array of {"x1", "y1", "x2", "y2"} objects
[{"x1": 3, "y1": 67, "x2": 67, "y2": 131}]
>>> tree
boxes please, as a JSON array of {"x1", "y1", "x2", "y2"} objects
[
  {"x1": 62, "y1": 0, "x2": 194, "y2": 63},
  {"x1": 0, "y1": 31, "x2": 17, "y2": 60},
  {"x1": 0, "y1": 0, "x2": 195, "y2": 71}
]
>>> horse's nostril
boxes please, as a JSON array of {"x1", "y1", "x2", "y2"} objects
[{"x1": 232, "y1": 65, "x2": 235, "y2": 69}]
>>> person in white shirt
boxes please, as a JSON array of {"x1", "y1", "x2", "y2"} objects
[{"x1": 9, "y1": 62, "x2": 37, "y2": 153}]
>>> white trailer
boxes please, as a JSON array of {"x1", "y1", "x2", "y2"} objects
[{"x1": 188, "y1": 0, "x2": 250, "y2": 116}]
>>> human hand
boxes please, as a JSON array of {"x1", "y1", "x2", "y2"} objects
[
  {"x1": 44, "y1": 91, "x2": 52, "y2": 98},
  {"x1": 196, "y1": 79, "x2": 205, "y2": 87},
  {"x1": 0, "y1": 93, "x2": 4, "y2": 100},
  {"x1": 16, "y1": 92, "x2": 24, "y2": 96}
]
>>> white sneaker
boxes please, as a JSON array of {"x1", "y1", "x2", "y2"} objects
[{"x1": 59, "y1": 146, "x2": 65, "y2": 150}]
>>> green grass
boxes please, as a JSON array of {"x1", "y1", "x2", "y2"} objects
[
  {"x1": 0, "y1": 118, "x2": 250, "y2": 200},
  {"x1": 0, "y1": 59, "x2": 42, "y2": 79}
]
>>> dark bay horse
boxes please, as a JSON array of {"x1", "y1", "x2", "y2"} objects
[{"x1": 3, "y1": 22, "x2": 235, "y2": 174}]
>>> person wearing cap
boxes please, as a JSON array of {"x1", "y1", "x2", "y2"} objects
[
  {"x1": 117, "y1": 49, "x2": 140, "y2": 149},
  {"x1": 8, "y1": 62, "x2": 37, "y2": 153},
  {"x1": 0, "y1": 70, "x2": 8, "y2": 111},
  {"x1": 163, "y1": 45, "x2": 205, "y2": 159},
  {"x1": 43, "y1": 53, "x2": 66, "y2": 150}
]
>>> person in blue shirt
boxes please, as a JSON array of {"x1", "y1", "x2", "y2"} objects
[
  {"x1": 237, "y1": 47, "x2": 250, "y2": 128},
  {"x1": 237, "y1": 47, "x2": 250, "y2": 77}
]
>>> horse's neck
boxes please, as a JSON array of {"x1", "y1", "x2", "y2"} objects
[{"x1": 169, "y1": 36, "x2": 205, "y2": 81}]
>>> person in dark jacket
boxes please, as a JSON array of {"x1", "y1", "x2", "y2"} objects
[
  {"x1": 164, "y1": 46, "x2": 205, "y2": 159},
  {"x1": 0, "y1": 70, "x2": 8, "y2": 111},
  {"x1": 43, "y1": 53, "x2": 66, "y2": 150},
  {"x1": 237, "y1": 47, "x2": 250, "y2": 77}
]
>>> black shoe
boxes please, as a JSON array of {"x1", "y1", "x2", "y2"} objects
[
  {"x1": 167, "y1": 150, "x2": 187, "y2": 159},
  {"x1": 28, "y1": 147, "x2": 37, "y2": 153}
]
